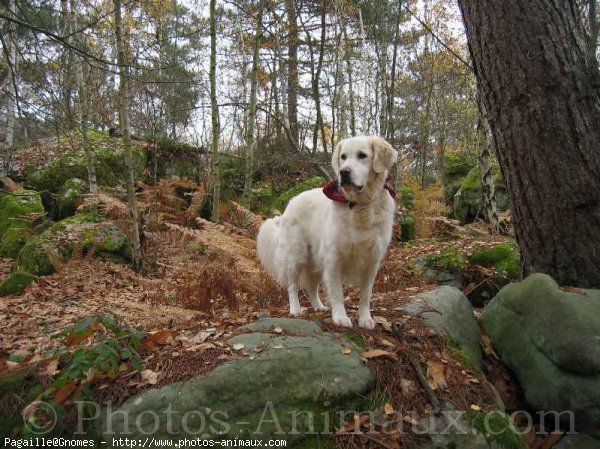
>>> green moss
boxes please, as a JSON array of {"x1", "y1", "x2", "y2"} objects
[
  {"x1": 0, "y1": 368, "x2": 41, "y2": 438},
  {"x1": 398, "y1": 212, "x2": 416, "y2": 242},
  {"x1": 418, "y1": 248, "x2": 468, "y2": 271},
  {"x1": 25, "y1": 138, "x2": 147, "y2": 193},
  {"x1": 461, "y1": 166, "x2": 482, "y2": 191},
  {"x1": 15, "y1": 213, "x2": 130, "y2": 275},
  {"x1": 467, "y1": 411, "x2": 526, "y2": 449},
  {"x1": 444, "y1": 151, "x2": 476, "y2": 185},
  {"x1": 0, "y1": 190, "x2": 45, "y2": 258},
  {"x1": 272, "y1": 176, "x2": 325, "y2": 212},
  {"x1": 399, "y1": 185, "x2": 415, "y2": 210},
  {"x1": 469, "y1": 243, "x2": 520, "y2": 280},
  {"x1": 57, "y1": 178, "x2": 86, "y2": 219},
  {"x1": 0, "y1": 271, "x2": 38, "y2": 296}
]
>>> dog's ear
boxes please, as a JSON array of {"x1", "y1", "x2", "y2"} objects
[
  {"x1": 371, "y1": 136, "x2": 398, "y2": 174},
  {"x1": 331, "y1": 140, "x2": 344, "y2": 174}
]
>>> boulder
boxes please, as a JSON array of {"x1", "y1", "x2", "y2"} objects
[
  {"x1": 413, "y1": 249, "x2": 468, "y2": 289},
  {"x1": 554, "y1": 434, "x2": 600, "y2": 449},
  {"x1": 15, "y1": 213, "x2": 131, "y2": 275},
  {"x1": 400, "y1": 286, "x2": 484, "y2": 372},
  {"x1": 453, "y1": 166, "x2": 509, "y2": 224},
  {"x1": 0, "y1": 190, "x2": 45, "y2": 258},
  {"x1": 56, "y1": 178, "x2": 86, "y2": 219},
  {"x1": 97, "y1": 318, "x2": 374, "y2": 446},
  {"x1": 0, "y1": 270, "x2": 37, "y2": 296},
  {"x1": 481, "y1": 274, "x2": 600, "y2": 437},
  {"x1": 417, "y1": 410, "x2": 524, "y2": 449},
  {"x1": 25, "y1": 131, "x2": 146, "y2": 193},
  {"x1": 465, "y1": 243, "x2": 521, "y2": 307}
]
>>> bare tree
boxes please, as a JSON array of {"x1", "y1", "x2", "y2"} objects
[
  {"x1": 285, "y1": 0, "x2": 299, "y2": 146},
  {"x1": 210, "y1": 0, "x2": 221, "y2": 222},
  {"x1": 243, "y1": 0, "x2": 265, "y2": 202},
  {"x1": 114, "y1": 0, "x2": 143, "y2": 270}
]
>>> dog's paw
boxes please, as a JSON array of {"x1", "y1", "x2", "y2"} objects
[
  {"x1": 289, "y1": 307, "x2": 304, "y2": 316},
  {"x1": 313, "y1": 303, "x2": 329, "y2": 312},
  {"x1": 333, "y1": 315, "x2": 353, "y2": 328},
  {"x1": 358, "y1": 316, "x2": 376, "y2": 330}
]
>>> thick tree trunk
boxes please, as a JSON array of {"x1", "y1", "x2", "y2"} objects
[
  {"x1": 243, "y1": 0, "x2": 264, "y2": 202},
  {"x1": 114, "y1": 0, "x2": 143, "y2": 270},
  {"x1": 209, "y1": 0, "x2": 220, "y2": 222},
  {"x1": 590, "y1": 0, "x2": 598, "y2": 58},
  {"x1": 284, "y1": 0, "x2": 299, "y2": 146},
  {"x1": 459, "y1": 0, "x2": 600, "y2": 287}
]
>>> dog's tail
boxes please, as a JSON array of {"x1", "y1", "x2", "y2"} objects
[{"x1": 256, "y1": 216, "x2": 285, "y2": 285}]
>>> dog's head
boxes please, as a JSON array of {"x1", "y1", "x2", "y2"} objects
[{"x1": 332, "y1": 136, "x2": 398, "y2": 195}]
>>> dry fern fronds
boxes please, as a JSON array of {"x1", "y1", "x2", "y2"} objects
[
  {"x1": 228, "y1": 201, "x2": 263, "y2": 235},
  {"x1": 44, "y1": 244, "x2": 64, "y2": 272}
]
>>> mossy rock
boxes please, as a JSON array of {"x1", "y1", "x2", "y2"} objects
[
  {"x1": 15, "y1": 213, "x2": 131, "y2": 275},
  {"x1": 398, "y1": 212, "x2": 416, "y2": 241},
  {"x1": 0, "y1": 271, "x2": 38, "y2": 296},
  {"x1": 453, "y1": 166, "x2": 509, "y2": 224},
  {"x1": 56, "y1": 178, "x2": 86, "y2": 219},
  {"x1": 469, "y1": 243, "x2": 520, "y2": 280},
  {"x1": 0, "y1": 190, "x2": 45, "y2": 258},
  {"x1": 25, "y1": 136, "x2": 146, "y2": 193},
  {"x1": 272, "y1": 176, "x2": 325, "y2": 212},
  {"x1": 444, "y1": 151, "x2": 476, "y2": 185},
  {"x1": 413, "y1": 248, "x2": 468, "y2": 288}
]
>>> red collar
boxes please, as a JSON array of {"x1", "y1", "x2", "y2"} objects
[{"x1": 322, "y1": 177, "x2": 396, "y2": 209}]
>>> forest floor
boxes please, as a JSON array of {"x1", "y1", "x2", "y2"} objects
[{"x1": 0, "y1": 178, "x2": 563, "y2": 448}]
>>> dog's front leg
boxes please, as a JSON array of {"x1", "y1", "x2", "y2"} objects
[
  {"x1": 358, "y1": 268, "x2": 378, "y2": 330},
  {"x1": 324, "y1": 268, "x2": 352, "y2": 328}
]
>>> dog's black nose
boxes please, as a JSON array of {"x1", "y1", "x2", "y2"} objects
[{"x1": 340, "y1": 169, "x2": 351, "y2": 180}]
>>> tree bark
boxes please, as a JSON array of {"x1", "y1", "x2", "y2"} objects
[
  {"x1": 243, "y1": 0, "x2": 265, "y2": 202},
  {"x1": 591, "y1": 0, "x2": 599, "y2": 58},
  {"x1": 114, "y1": 0, "x2": 143, "y2": 270},
  {"x1": 459, "y1": 0, "x2": 600, "y2": 287},
  {"x1": 209, "y1": 0, "x2": 221, "y2": 222},
  {"x1": 284, "y1": 0, "x2": 299, "y2": 147}
]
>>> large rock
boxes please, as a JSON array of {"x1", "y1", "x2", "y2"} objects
[
  {"x1": 97, "y1": 318, "x2": 374, "y2": 446},
  {"x1": 554, "y1": 434, "x2": 600, "y2": 449},
  {"x1": 400, "y1": 286, "x2": 484, "y2": 372},
  {"x1": 417, "y1": 410, "x2": 524, "y2": 449},
  {"x1": 453, "y1": 166, "x2": 509, "y2": 224},
  {"x1": 482, "y1": 274, "x2": 600, "y2": 437},
  {"x1": 15, "y1": 213, "x2": 131, "y2": 275},
  {"x1": 0, "y1": 270, "x2": 37, "y2": 296},
  {"x1": 413, "y1": 249, "x2": 468, "y2": 289},
  {"x1": 0, "y1": 189, "x2": 45, "y2": 258},
  {"x1": 25, "y1": 131, "x2": 146, "y2": 193}
]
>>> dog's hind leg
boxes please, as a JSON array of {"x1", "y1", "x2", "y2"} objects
[{"x1": 306, "y1": 276, "x2": 328, "y2": 312}]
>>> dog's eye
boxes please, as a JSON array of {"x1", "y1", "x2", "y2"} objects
[
  {"x1": 341, "y1": 154, "x2": 347, "y2": 160},
  {"x1": 358, "y1": 152, "x2": 367, "y2": 159}
]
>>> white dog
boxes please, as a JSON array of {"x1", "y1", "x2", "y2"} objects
[{"x1": 256, "y1": 135, "x2": 398, "y2": 329}]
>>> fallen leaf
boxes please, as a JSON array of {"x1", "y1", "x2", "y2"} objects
[
  {"x1": 232, "y1": 343, "x2": 245, "y2": 350},
  {"x1": 140, "y1": 330, "x2": 176, "y2": 351},
  {"x1": 45, "y1": 358, "x2": 59, "y2": 377},
  {"x1": 380, "y1": 338, "x2": 396, "y2": 348},
  {"x1": 336, "y1": 414, "x2": 371, "y2": 434},
  {"x1": 141, "y1": 369, "x2": 158, "y2": 385},
  {"x1": 384, "y1": 403, "x2": 395, "y2": 415},
  {"x1": 53, "y1": 381, "x2": 78, "y2": 404},
  {"x1": 186, "y1": 342, "x2": 215, "y2": 352},
  {"x1": 341, "y1": 347, "x2": 352, "y2": 355},
  {"x1": 272, "y1": 344, "x2": 284, "y2": 349},
  {"x1": 273, "y1": 326, "x2": 283, "y2": 334},
  {"x1": 470, "y1": 404, "x2": 481, "y2": 411},
  {"x1": 189, "y1": 329, "x2": 214, "y2": 344},
  {"x1": 426, "y1": 360, "x2": 447, "y2": 391},
  {"x1": 361, "y1": 349, "x2": 398, "y2": 361}
]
